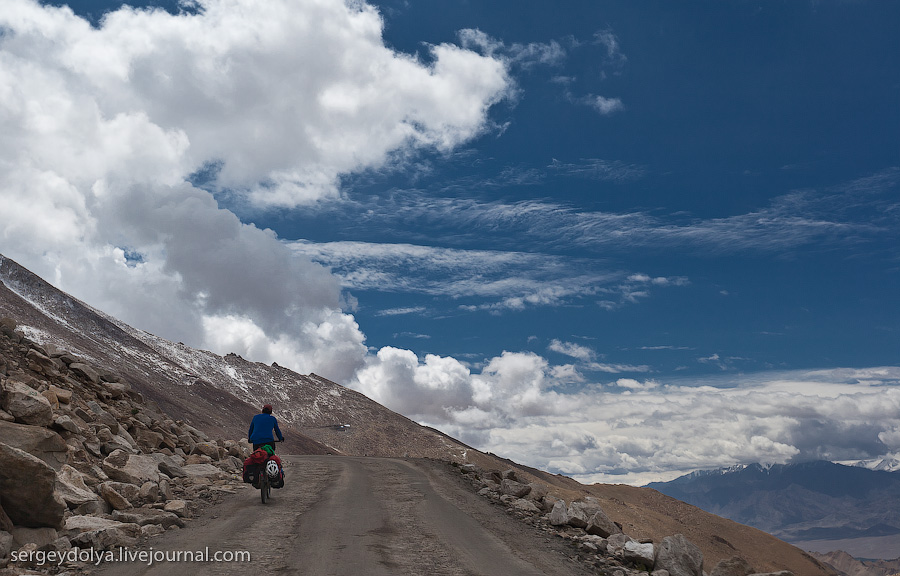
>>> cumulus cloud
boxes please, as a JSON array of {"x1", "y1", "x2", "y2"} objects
[
  {"x1": 353, "y1": 361, "x2": 900, "y2": 485},
  {"x1": 0, "y1": 0, "x2": 510, "y2": 380},
  {"x1": 548, "y1": 339, "x2": 596, "y2": 361}
]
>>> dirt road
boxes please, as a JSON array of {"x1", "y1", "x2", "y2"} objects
[{"x1": 90, "y1": 456, "x2": 592, "y2": 576}]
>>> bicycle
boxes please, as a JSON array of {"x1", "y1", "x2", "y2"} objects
[{"x1": 258, "y1": 439, "x2": 283, "y2": 504}]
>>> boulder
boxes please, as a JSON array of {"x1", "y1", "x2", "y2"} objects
[
  {"x1": 586, "y1": 508, "x2": 622, "y2": 538},
  {"x1": 112, "y1": 509, "x2": 184, "y2": 529},
  {"x1": 711, "y1": 556, "x2": 754, "y2": 576},
  {"x1": 549, "y1": 500, "x2": 569, "y2": 526},
  {"x1": 68, "y1": 363, "x2": 100, "y2": 384},
  {"x1": 52, "y1": 414, "x2": 81, "y2": 434},
  {"x1": 139, "y1": 481, "x2": 159, "y2": 503},
  {"x1": 56, "y1": 465, "x2": 100, "y2": 508},
  {"x1": 9, "y1": 526, "x2": 58, "y2": 549},
  {"x1": 0, "y1": 530, "x2": 12, "y2": 568},
  {"x1": 163, "y1": 500, "x2": 188, "y2": 517},
  {"x1": 625, "y1": 541, "x2": 656, "y2": 568},
  {"x1": 0, "y1": 377, "x2": 53, "y2": 426},
  {"x1": 98, "y1": 483, "x2": 133, "y2": 510},
  {"x1": 68, "y1": 522, "x2": 140, "y2": 551},
  {"x1": 512, "y1": 499, "x2": 541, "y2": 513},
  {"x1": 102, "y1": 449, "x2": 160, "y2": 484},
  {"x1": 48, "y1": 385, "x2": 72, "y2": 404},
  {"x1": 0, "y1": 443, "x2": 66, "y2": 529},
  {"x1": 526, "y1": 482, "x2": 548, "y2": 502},
  {"x1": 0, "y1": 420, "x2": 68, "y2": 470},
  {"x1": 191, "y1": 441, "x2": 221, "y2": 461},
  {"x1": 655, "y1": 534, "x2": 703, "y2": 576},
  {"x1": 566, "y1": 502, "x2": 592, "y2": 528},
  {"x1": 500, "y1": 478, "x2": 532, "y2": 498},
  {"x1": 182, "y1": 463, "x2": 226, "y2": 479}
]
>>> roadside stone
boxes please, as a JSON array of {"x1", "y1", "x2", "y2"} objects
[
  {"x1": 111, "y1": 509, "x2": 184, "y2": 529},
  {"x1": 68, "y1": 363, "x2": 100, "y2": 384},
  {"x1": 0, "y1": 420, "x2": 68, "y2": 470},
  {"x1": 48, "y1": 385, "x2": 72, "y2": 404},
  {"x1": 0, "y1": 530, "x2": 12, "y2": 568},
  {"x1": 139, "y1": 481, "x2": 160, "y2": 503},
  {"x1": 98, "y1": 483, "x2": 133, "y2": 511},
  {"x1": 0, "y1": 378, "x2": 53, "y2": 426},
  {"x1": 655, "y1": 534, "x2": 703, "y2": 576},
  {"x1": 56, "y1": 465, "x2": 99, "y2": 508},
  {"x1": 567, "y1": 502, "x2": 591, "y2": 529},
  {"x1": 163, "y1": 500, "x2": 188, "y2": 517},
  {"x1": 549, "y1": 500, "x2": 569, "y2": 526},
  {"x1": 102, "y1": 450, "x2": 160, "y2": 484},
  {"x1": 0, "y1": 443, "x2": 66, "y2": 529},
  {"x1": 586, "y1": 508, "x2": 622, "y2": 538},
  {"x1": 501, "y1": 478, "x2": 532, "y2": 498},
  {"x1": 52, "y1": 414, "x2": 81, "y2": 434},
  {"x1": 711, "y1": 556, "x2": 754, "y2": 576},
  {"x1": 512, "y1": 498, "x2": 541, "y2": 513},
  {"x1": 625, "y1": 540, "x2": 656, "y2": 568}
]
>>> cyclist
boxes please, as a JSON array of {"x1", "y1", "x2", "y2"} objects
[{"x1": 248, "y1": 404, "x2": 284, "y2": 451}]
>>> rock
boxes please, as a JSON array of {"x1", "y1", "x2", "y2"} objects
[
  {"x1": 549, "y1": 500, "x2": 569, "y2": 526},
  {"x1": 500, "y1": 478, "x2": 532, "y2": 498},
  {"x1": 502, "y1": 469, "x2": 518, "y2": 481},
  {"x1": 0, "y1": 420, "x2": 68, "y2": 470},
  {"x1": 460, "y1": 463, "x2": 478, "y2": 474},
  {"x1": 567, "y1": 502, "x2": 592, "y2": 529},
  {"x1": 98, "y1": 482, "x2": 133, "y2": 510},
  {"x1": 142, "y1": 524, "x2": 166, "y2": 538},
  {"x1": 68, "y1": 363, "x2": 100, "y2": 384},
  {"x1": 9, "y1": 527, "x2": 58, "y2": 549},
  {"x1": 512, "y1": 498, "x2": 541, "y2": 513},
  {"x1": 112, "y1": 509, "x2": 184, "y2": 529},
  {"x1": 56, "y1": 465, "x2": 99, "y2": 508},
  {"x1": 0, "y1": 443, "x2": 66, "y2": 529},
  {"x1": 139, "y1": 481, "x2": 160, "y2": 503},
  {"x1": 102, "y1": 449, "x2": 160, "y2": 484},
  {"x1": 156, "y1": 459, "x2": 188, "y2": 478},
  {"x1": 0, "y1": 409, "x2": 13, "y2": 422},
  {"x1": 526, "y1": 482, "x2": 548, "y2": 501},
  {"x1": 52, "y1": 414, "x2": 81, "y2": 434},
  {"x1": 655, "y1": 534, "x2": 703, "y2": 576},
  {"x1": 158, "y1": 478, "x2": 172, "y2": 501},
  {"x1": 586, "y1": 508, "x2": 622, "y2": 538},
  {"x1": 652, "y1": 570, "x2": 671, "y2": 576},
  {"x1": 68, "y1": 522, "x2": 140, "y2": 551},
  {"x1": 711, "y1": 556, "x2": 754, "y2": 576},
  {"x1": 163, "y1": 500, "x2": 188, "y2": 517},
  {"x1": 48, "y1": 385, "x2": 72, "y2": 404},
  {"x1": 748, "y1": 572, "x2": 793, "y2": 576},
  {"x1": 0, "y1": 377, "x2": 53, "y2": 426},
  {"x1": 181, "y1": 463, "x2": 226, "y2": 479},
  {"x1": 625, "y1": 541, "x2": 656, "y2": 568},
  {"x1": 0, "y1": 531, "x2": 12, "y2": 568},
  {"x1": 103, "y1": 381, "x2": 129, "y2": 398},
  {"x1": 40, "y1": 388, "x2": 59, "y2": 409},
  {"x1": 191, "y1": 442, "x2": 221, "y2": 461}
]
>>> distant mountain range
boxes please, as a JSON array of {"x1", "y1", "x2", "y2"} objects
[{"x1": 646, "y1": 461, "x2": 900, "y2": 559}]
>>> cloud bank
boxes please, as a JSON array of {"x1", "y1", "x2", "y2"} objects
[{"x1": 0, "y1": 0, "x2": 511, "y2": 381}]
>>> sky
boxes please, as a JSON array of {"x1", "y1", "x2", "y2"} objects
[{"x1": 1, "y1": 0, "x2": 899, "y2": 484}]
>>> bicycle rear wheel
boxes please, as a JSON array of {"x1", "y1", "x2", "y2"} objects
[{"x1": 260, "y1": 474, "x2": 269, "y2": 504}]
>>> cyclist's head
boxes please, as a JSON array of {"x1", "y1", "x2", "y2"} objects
[{"x1": 262, "y1": 404, "x2": 273, "y2": 414}]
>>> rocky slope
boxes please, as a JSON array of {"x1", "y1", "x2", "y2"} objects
[{"x1": 0, "y1": 253, "x2": 834, "y2": 575}]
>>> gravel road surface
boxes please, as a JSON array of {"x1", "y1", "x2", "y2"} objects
[{"x1": 89, "y1": 456, "x2": 592, "y2": 576}]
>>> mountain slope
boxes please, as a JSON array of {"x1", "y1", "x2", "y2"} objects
[
  {"x1": 0, "y1": 253, "x2": 833, "y2": 574},
  {"x1": 0, "y1": 254, "x2": 468, "y2": 460}
]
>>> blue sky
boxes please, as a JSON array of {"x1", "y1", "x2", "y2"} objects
[{"x1": 2, "y1": 0, "x2": 899, "y2": 483}]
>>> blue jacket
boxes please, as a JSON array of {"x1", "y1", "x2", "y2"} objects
[{"x1": 248, "y1": 413, "x2": 283, "y2": 445}]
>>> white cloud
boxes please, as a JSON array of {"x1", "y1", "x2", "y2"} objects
[
  {"x1": 591, "y1": 95, "x2": 624, "y2": 115},
  {"x1": 352, "y1": 359, "x2": 900, "y2": 484},
  {"x1": 0, "y1": 0, "x2": 510, "y2": 381},
  {"x1": 548, "y1": 339, "x2": 596, "y2": 361}
]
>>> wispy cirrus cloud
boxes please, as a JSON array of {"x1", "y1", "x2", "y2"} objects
[
  {"x1": 321, "y1": 170, "x2": 899, "y2": 256},
  {"x1": 289, "y1": 240, "x2": 687, "y2": 314}
]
